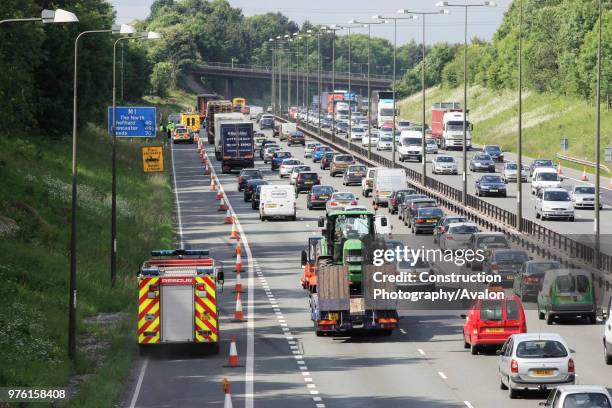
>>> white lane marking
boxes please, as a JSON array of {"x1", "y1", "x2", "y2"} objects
[
  {"x1": 400, "y1": 328, "x2": 407, "y2": 334},
  {"x1": 129, "y1": 358, "x2": 148, "y2": 408},
  {"x1": 438, "y1": 371, "x2": 448, "y2": 380},
  {"x1": 464, "y1": 401, "x2": 475, "y2": 408},
  {"x1": 417, "y1": 349, "x2": 425, "y2": 356},
  {"x1": 209, "y1": 152, "x2": 255, "y2": 408},
  {"x1": 170, "y1": 142, "x2": 184, "y2": 247}
]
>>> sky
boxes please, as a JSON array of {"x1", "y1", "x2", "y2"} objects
[{"x1": 110, "y1": 0, "x2": 512, "y2": 45}]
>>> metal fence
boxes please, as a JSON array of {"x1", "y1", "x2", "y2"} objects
[{"x1": 278, "y1": 115, "x2": 612, "y2": 278}]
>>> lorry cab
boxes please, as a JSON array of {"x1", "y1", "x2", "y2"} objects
[
  {"x1": 259, "y1": 185, "x2": 297, "y2": 221},
  {"x1": 441, "y1": 111, "x2": 472, "y2": 150}
]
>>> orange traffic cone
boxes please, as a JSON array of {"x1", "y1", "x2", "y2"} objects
[
  {"x1": 233, "y1": 270, "x2": 243, "y2": 293},
  {"x1": 204, "y1": 162, "x2": 211, "y2": 175},
  {"x1": 557, "y1": 163, "x2": 563, "y2": 175},
  {"x1": 232, "y1": 293, "x2": 245, "y2": 322},
  {"x1": 210, "y1": 177, "x2": 216, "y2": 192},
  {"x1": 216, "y1": 190, "x2": 224, "y2": 200},
  {"x1": 235, "y1": 252, "x2": 242, "y2": 273},
  {"x1": 229, "y1": 222, "x2": 239, "y2": 239},
  {"x1": 218, "y1": 198, "x2": 228, "y2": 212},
  {"x1": 581, "y1": 167, "x2": 589, "y2": 181},
  {"x1": 222, "y1": 379, "x2": 233, "y2": 408},
  {"x1": 235, "y1": 243, "x2": 241, "y2": 256},
  {"x1": 225, "y1": 336, "x2": 241, "y2": 366},
  {"x1": 224, "y1": 209, "x2": 234, "y2": 224}
]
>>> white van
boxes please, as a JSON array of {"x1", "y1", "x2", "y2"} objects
[
  {"x1": 531, "y1": 167, "x2": 562, "y2": 194},
  {"x1": 398, "y1": 130, "x2": 424, "y2": 162},
  {"x1": 259, "y1": 185, "x2": 297, "y2": 221},
  {"x1": 374, "y1": 214, "x2": 392, "y2": 237},
  {"x1": 373, "y1": 168, "x2": 407, "y2": 207},
  {"x1": 280, "y1": 122, "x2": 297, "y2": 141}
]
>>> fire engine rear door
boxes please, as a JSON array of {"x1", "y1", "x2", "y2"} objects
[{"x1": 161, "y1": 285, "x2": 194, "y2": 342}]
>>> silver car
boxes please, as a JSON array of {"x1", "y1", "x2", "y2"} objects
[
  {"x1": 396, "y1": 257, "x2": 435, "y2": 290},
  {"x1": 498, "y1": 333, "x2": 575, "y2": 399},
  {"x1": 439, "y1": 222, "x2": 479, "y2": 251},
  {"x1": 304, "y1": 142, "x2": 321, "y2": 158},
  {"x1": 432, "y1": 155, "x2": 458, "y2": 175},
  {"x1": 570, "y1": 185, "x2": 602, "y2": 209},
  {"x1": 263, "y1": 146, "x2": 280, "y2": 164},
  {"x1": 326, "y1": 192, "x2": 358, "y2": 214},
  {"x1": 502, "y1": 161, "x2": 528, "y2": 183},
  {"x1": 542, "y1": 385, "x2": 612, "y2": 408},
  {"x1": 377, "y1": 135, "x2": 393, "y2": 151}
]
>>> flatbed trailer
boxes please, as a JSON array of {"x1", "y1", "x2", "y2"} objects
[{"x1": 137, "y1": 249, "x2": 224, "y2": 353}]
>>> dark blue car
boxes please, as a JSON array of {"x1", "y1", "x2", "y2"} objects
[
  {"x1": 312, "y1": 146, "x2": 333, "y2": 162},
  {"x1": 271, "y1": 151, "x2": 292, "y2": 170},
  {"x1": 475, "y1": 174, "x2": 507, "y2": 197},
  {"x1": 484, "y1": 145, "x2": 504, "y2": 162},
  {"x1": 237, "y1": 168, "x2": 263, "y2": 191}
]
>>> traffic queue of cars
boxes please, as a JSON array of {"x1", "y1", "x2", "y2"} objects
[{"x1": 238, "y1": 115, "x2": 611, "y2": 403}]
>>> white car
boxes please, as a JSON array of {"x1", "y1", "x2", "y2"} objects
[
  {"x1": 570, "y1": 185, "x2": 602, "y2": 209},
  {"x1": 535, "y1": 188, "x2": 575, "y2": 221},
  {"x1": 279, "y1": 159, "x2": 303, "y2": 178},
  {"x1": 304, "y1": 142, "x2": 320, "y2": 158},
  {"x1": 498, "y1": 333, "x2": 575, "y2": 399},
  {"x1": 439, "y1": 222, "x2": 479, "y2": 251},
  {"x1": 289, "y1": 165, "x2": 312, "y2": 185},
  {"x1": 377, "y1": 135, "x2": 393, "y2": 151},
  {"x1": 349, "y1": 126, "x2": 366, "y2": 141},
  {"x1": 397, "y1": 120, "x2": 412, "y2": 132},
  {"x1": 531, "y1": 167, "x2": 562, "y2": 194},
  {"x1": 361, "y1": 133, "x2": 379, "y2": 147},
  {"x1": 431, "y1": 155, "x2": 458, "y2": 175},
  {"x1": 425, "y1": 138, "x2": 438, "y2": 154},
  {"x1": 543, "y1": 385, "x2": 612, "y2": 408}
]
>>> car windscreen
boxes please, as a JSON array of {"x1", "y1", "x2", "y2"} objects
[
  {"x1": 333, "y1": 193, "x2": 355, "y2": 200},
  {"x1": 506, "y1": 163, "x2": 518, "y2": 170},
  {"x1": 505, "y1": 300, "x2": 520, "y2": 320},
  {"x1": 448, "y1": 225, "x2": 478, "y2": 234},
  {"x1": 481, "y1": 176, "x2": 503, "y2": 183},
  {"x1": 574, "y1": 186, "x2": 595, "y2": 194},
  {"x1": 544, "y1": 191, "x2": 570, "y2": 201},
  {"x1": 276, "y1": 152, "x2": 291, "y2": 158},
  {"x1": 476, "y1": 236, "x2": 508, "y2": 248},
  {"x1": 475, "y1": 154, "x2": 491, "y2": 161},
  {"x1": 242, "y1": 170, "x2": 261, "y2": 176},
  {"x1": 494, "y1": 251, "x2": 529, "y2": 263},
  {"x1": 479, "y1": 300, "x2": 503, "y2": 321},
  {"x1": 283, "y1": 160, "x2": 300, "y2": 165},
  {"x1": 562, "y1": 393, "x2": 611, "y2": 408},
  {"x1": 335, "y1": 156, "x2": 353, "y2": 162},
  {"x1": 380, "y1": 109, "x2": 394, "y2": 116},
  {"x1": 485, "y1": 146, "x2": 501, "y2": 152},
  {"x1": 380, "y1": 136, "x2": 393, "y2": 142},
  {"x1": 349, "y1": 166, "x2": 367, "y2": 172},
  {"x1": 414, "y1": 201, "x2": 437, "y2": 208},
  {"x1": 402, "y1": 138, "x2": 422, "y2": 146},
  {"x1": 399, "y1": 258, "x2": 429, "y2": 269},
  {"x1": 534, "y1": 160, "x2": 554, "y2": 166},
  {"x1": 294, "y1": 166, "x2": 311, "y2": 172},
  {"x1": 176, "y1": 129, "x2": 188, "y2": 134},
  {"x1": 446, "y1": 121, "x2": 469, "y2": 131},
  {"x1": 515, "y1": 340, "x2": 568, "y2": 358},
  {"x1": 248, "y1": 179, "x2": 267, "y2": 186},
  {"x1": 299, "y1": 173, "x2": 318, "y2": 180},
  {"x1": 352, "y1": 128, "x2": 365, "y2": 132},
  {"x1": 437, "y1": 156, "x2": 454, "y2": 163},
  {"x1": 537, "y1": 172, "x2": 558, "y2": 181},
  {"x1": 528, "y1": 262, "x2": 560, "y2": 274},
  {"x1": 555, "y1": 274, "x2": 590, "y2": 294},
  {"x1": 313, "y1": 186, "x2": 333, "y2": 195},
  {"x1": 417, "y1": 208, "x2": 443, "y2": 218}
]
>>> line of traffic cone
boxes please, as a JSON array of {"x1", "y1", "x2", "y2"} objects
[
  {"x1": 204, "y1": 162, "x2": 211, "y2": 175},
  {"x1": 222, "y1": 378, "x2": 233, "y2": 408},
  {"x1": 581, "y1": 167, "x2": 589, "y2": 181},
  {"x1": 232, "y1": 293, "x2": 246, "y2": 322},
  {"x1": 229, "y1": 222, "x2": 239, "y2": 239},
  {"x1": 209, "y1": 176, "x2": 216, "y2": 192},
  {"x1": 225, "y1": 335, "x2": 242, "y2": 366},
  {"x1": 224, "y1": 209, "x2": 234, "y2": 224}
]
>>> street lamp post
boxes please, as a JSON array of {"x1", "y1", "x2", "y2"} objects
[
  {"x1": 69, "y1": 23, "x2": 133, "y2": 360},
  {"x1": 437, "y1": 1, "x2": 497, "y2": 204},
  {"x1": 111, "y1": 30, "x2": 158, "y2": 288},
  {"x1": 347, "y1": 20, "x2": 387, "y2": 160},
  {"x1": 517, "y1": 0, "x2": 523, "y2": 231},
  {"x1": 373, "y1": 14, "x2": 418, "y2": 166},
  {"x1": 328, "y1": 25, "x2": 344, "y2": 143},
  {"x1": 398, "y1": 9, "x2": 449, "y2": 186},
  {"x1": 595, "y1": 0, "x2": 603, "y2": 268}
]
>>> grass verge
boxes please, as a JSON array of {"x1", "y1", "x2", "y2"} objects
[{"x1": 0, "y1": 95, "x2": 182, "y2": 406}]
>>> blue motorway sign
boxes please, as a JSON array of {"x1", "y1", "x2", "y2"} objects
[{"x1": 108, "y1": 106, "x2": 157, "y2": 138}]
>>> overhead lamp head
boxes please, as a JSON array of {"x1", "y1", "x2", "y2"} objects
[
  {"x1": 111, "y1": 24, "x2": 137, "y2": 34},
  {"x1": 484, "y1": 1, "x2": 497, "y2": 6},
  {"x1": 435, "y1": 1, "x2": 449, "y2": 6},
  {"x1": 397, "y1": 9, "x2": 408, "y2": 14},
  {"x1": 348, "y1": 19, "x2": 356, "y2": 24},
  {"x1": 441, "y1": 9, "x2": 451, "y2": 14},
  {"x1": 145, "y1": 31, "x2": 161, "y2": 40},
  {"x1": 372, "y1": 14, "x2": 383, "y2": 20},
  {"x1": 42, "y1": 8, "x2": 79, "y2": 24}
]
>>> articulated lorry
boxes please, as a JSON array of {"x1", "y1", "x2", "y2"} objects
[
  {"x1": 206, "y1": 100, "x2": 233, "y2": 144},
  {"x1": 431, "y1": 102, "x2": 472, "y2": 150},
  {"x1": 196, "y1": 93, "x2": 219, "y2": 124},
  {"x1": 137, "y1": 249, "x2": 224, "y2": 354},
  {"x1": 302, "y1": 210, "x2": 399, "y2": 336},
  {"x1": 371, "y1": 90, "x2": 396, "y2": 128},
  {"x1": 214, "y1": 116, "x2": 254, "y2": 173}
]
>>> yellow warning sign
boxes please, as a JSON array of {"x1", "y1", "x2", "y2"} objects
[{"x1": 142, "y1": 146, "x2": 164, "y2": 172}]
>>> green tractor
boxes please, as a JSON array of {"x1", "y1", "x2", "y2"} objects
[{"x1": 316, "y1": 210, "x2": 382, "y2": 293}]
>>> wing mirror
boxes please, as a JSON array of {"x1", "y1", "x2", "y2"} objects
[
  {"x1": 301, "y1": 250, "x2": 308, "y2": 266},
  {"x1": 460, "y1": 314, "x2": 467, "y2": 319},
  {"x1": 496, "y1": 350, "x2": 503, "y2": 356},
  {"x1": 318, "y1": 216, "x2": 325, "y2": 228}
]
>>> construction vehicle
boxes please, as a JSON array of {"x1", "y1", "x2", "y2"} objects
[
  {"x1": 196, "y1": 93, "x2": 219, "y2": 125},
  {"x1": 232, "y1": 97, "x2": 246, "y2": 112},
  {"x1": 206, "y1": 100, "x2": 233, "y2": 144},
  {"x1": 302, "y1": 210, "x2": 399, "y2": 336},
  {"x1": 137, "y1": 249, "x2": 224, "y2": 353},
  {"x1": 181, "y1": 112, "x2": 201, "y2": 134}
]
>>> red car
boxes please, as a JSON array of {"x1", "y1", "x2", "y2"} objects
[{"x1": 462, "y1": 295, "x2": 527, "y2": 355}]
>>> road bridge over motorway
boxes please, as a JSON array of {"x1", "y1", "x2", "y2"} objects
[{"x1": 185, "y1": 62, "x2": 394, "y2": 98}]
